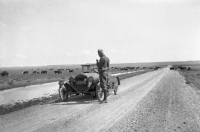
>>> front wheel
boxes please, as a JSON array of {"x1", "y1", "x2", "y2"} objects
[
  {"x1": 96, "y1": 83, "x2": 104, "y2": 102},
  {"x1": 59, "y1": 86, "x2": 68, "y2": 102}
]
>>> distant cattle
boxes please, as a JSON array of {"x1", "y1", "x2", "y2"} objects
[
  {"x1": 177, "y1": 66, "x2": 187, "y2": 70},
  {"x1": 180, "y1": 67, "x2": 187, "y2": 70},
  {"x1": 33, "y1": 71, "x2": 37, "y2": 74},
  {"x1": 120, "y1": 68, "x2": 127, "y2": 71},
  {"x1": 54, "y1": 70, "x2": 62, "y2": 74},
  {"x1": 69, "y1": 70, "x2": 74, "y2": 73},
  {"x1": 32, "y1": 71, "x2": 40, "y2": 74},
  {"x1": 1, "y1": 71, "x2": 9, "y2": 77},
  {"x1": 154, "y1": 67, "x2": 160, "y2": 70},
  {"x1": 112, "y1": 67, "x2": 121, "y2": 71},
  {"x1": 135, "y1": 67, "x2": 139, "y2": 70},
  {"x1": 41, "y1": 70, "x2": 47, "y2": 74},
  {"x1": 22, "y1": 71, "x2": 29, "y2": 74}
]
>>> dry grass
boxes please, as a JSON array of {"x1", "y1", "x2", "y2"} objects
[
  {"x1": 178, "y1": 67, "x2": 200, "y2": 90},
  {"x1": 0, "y1": 68, "x2": 82, "y2": 91},
  {"x1": 0, "y1": 94, "x2": 59, "y2": 115}
]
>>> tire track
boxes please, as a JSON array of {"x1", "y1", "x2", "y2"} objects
[
  {"x1": 34, "y1": 69, "x2": 166, "y2": 132},
  {"x1": 106, "y1": 70, "x2": 200, "y2": 132},
  {"x1": 0, "y1": 69, "x2": 166, "y2": 132}
]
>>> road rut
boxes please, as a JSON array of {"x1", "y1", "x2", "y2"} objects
[{"x1": 1, "y1": 68, "x2": 200, "y2": 132}]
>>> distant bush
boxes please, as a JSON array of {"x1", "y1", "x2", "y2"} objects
[
  {"x1": 186, "y1": 80, "x2": 191, "y2": 84},
  {"x1": 7, "y1": 82, "x2": 14, "y2": 85}
]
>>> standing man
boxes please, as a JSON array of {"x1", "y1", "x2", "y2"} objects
[{"x1": 96, "y1": 49, "x2": 110, "y2": 103}]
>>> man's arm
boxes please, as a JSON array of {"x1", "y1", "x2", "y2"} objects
[
  {"x1": 98, "y1": 57, "x2": 104, "y2": 69},
  {"x1": 108, "y1": 58, "x2": 110, "y2": 68},
  {"x1": 96, "y1": 59, "x2": 99, "y2": 67}
]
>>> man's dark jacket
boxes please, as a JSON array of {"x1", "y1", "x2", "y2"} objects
[{"x1": 97, "y1": 55, "x2": 110, "y2": 73}]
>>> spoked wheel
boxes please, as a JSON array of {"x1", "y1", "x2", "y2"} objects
[
  {"x1": 59, "y1": 86, "x2": 68, "y2": 102},
  {"x1": 96, "y1": 84, "x2": 104, "y2": 102}
]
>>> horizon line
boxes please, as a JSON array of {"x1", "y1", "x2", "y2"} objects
[{"x1": 0, "y1": 60, "x2": 200, "y2": 68}]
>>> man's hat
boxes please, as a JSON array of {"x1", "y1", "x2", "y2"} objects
[{"x1": 98, "y1": 49, "x2": 103, "y2": 52}]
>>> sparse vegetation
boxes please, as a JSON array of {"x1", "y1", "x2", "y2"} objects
[
  {"x1": 0, "y1": 65, "x2": 154, "y2": 91},
  {"x1": 0, "y1": 67, "x2": 82, "y2": 91},
  {"x1": 0, "y1": 94, "x2": 59, "y2": 115},
  {"x1": 178, "y1": 66, "x2": 200, "y2": 90}
]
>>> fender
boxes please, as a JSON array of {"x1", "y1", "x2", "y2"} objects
[
  {"x1": 64, "y1": 82, "x2": 79, "y2": 92},
  {"x1": 58, "y1": 80, "x2": 79, "y2": 93}
]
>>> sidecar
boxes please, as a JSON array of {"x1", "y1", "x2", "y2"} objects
[{"x1": 58, "y1": 64, "x2": 120, "y2": 102}]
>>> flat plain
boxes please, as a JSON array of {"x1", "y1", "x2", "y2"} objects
[{"x1": 1, "y1": 61, "x2": 200, "y2": 132}]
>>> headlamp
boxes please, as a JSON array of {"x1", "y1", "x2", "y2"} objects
[
  {"x1": 88, "y1": 76, "x2": 94, "y2": 82},
  {"x1": 69, "y1": 77, "x2": 74, "y2": 83}
]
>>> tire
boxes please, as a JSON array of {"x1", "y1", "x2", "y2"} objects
[
  {"x1": 96, "y1": 83, "x2": 104, "y2": 102},
  {"x1": 93, "y1": 93, "x2": 96, "y2": 98},
  {"x1": 116, "y1": 76, "x2": 120, "y2": 85},
  {"x1": 59, "y1": 86, "x2": 68, "y2": 102},
  {"x1": 114, "y1": 85, "x2": 118, "y2": 95},
  {"x1": 92, "y1": 91, "x2": 96, "y2": 98}
]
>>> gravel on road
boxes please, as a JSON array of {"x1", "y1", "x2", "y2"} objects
[{"x1": 1, "y1": 68, "x2": 200, "y2": 132}]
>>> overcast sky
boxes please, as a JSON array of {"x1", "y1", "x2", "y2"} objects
[{"x1": 0, "y1": 0, "x2": 200, "y2": 67}]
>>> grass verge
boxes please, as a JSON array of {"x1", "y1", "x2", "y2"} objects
[
  {"x1": 178, "y1": 69, "x2": 200, "y2": 91},
  {"x1": 0, "y1": 94, "x2": 59, "y2": 115}
]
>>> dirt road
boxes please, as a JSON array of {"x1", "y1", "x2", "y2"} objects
[{"x1": 1, "y1": 68, "x2": 200, "y2": 132}]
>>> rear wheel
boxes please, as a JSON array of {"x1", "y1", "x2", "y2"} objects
[
  {"x1": 116, "y1": 76, "x2": 120, "y2": 85},
  {"x1": 59, "y1": 86, "x2": 68, "y2": 102},
  {"x1": 96, "y1": 83, "x2": 104, "y2": 102},
  {"x1": 92, "y1": 92, "x2": 96, "y2": 98}
]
